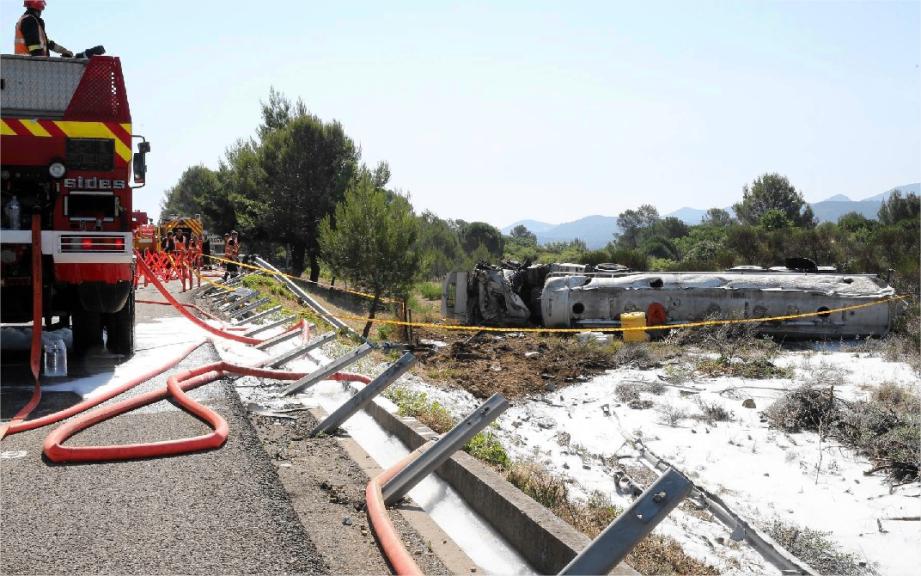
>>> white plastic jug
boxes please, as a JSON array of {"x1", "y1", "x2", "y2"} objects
[{"x1": 43, "y1": 339, "x2": 67, "y2": 377}]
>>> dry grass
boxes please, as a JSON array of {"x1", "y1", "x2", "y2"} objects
[
  {"x1": 766, "y1": 382, "x2": 920, "y2": 482},
  {"x1": 505, "y1": 460, "x2": 719, "y2": 575},
  {"x1": 765, "y1": 519, "x2": 875, "y2": 575}
]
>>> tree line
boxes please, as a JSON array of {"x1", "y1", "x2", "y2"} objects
[
  {"x1": 160, "y1": 90, "x2": 516, "y2": 334},
  {"x1": 505, "y1": 174, "x2": 920, "y2": 293}
]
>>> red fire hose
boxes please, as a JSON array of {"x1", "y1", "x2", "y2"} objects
[
  {"x1": 43, "y1": 356, "x2": 312, "y2": 463},
  {"x1": 366, "y1": 443, "x2": 433, "y2": 576},
  {"x1": 0, "y1": 214, "x2": 44, "y2": 440}
]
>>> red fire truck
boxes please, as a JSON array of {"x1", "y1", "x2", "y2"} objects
[{"x1": 1, "y1": 55, "x2": 149, "y2": 356}]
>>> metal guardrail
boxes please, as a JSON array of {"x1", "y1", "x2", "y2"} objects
[
  {"x1": 266, "y1": 331, "x2": 336, "y2": 369},
  {"x1": 559, "y1": 468, "x2": 691, "y2": 575},
  {"x1": 253, "y1": 257, "x2": 360, "y2": 339},
  {"x1": 255, "y1": 324, "x2": 315, "y2": 351},
  {"x1": 282, "y1": 342, "x2": 374, "y2": 396},
  {"x1": 228, "y1": 297, "x2": 271, "y2": 319},
  {"x1": 311, "y1": 352, "x2": 416, "y2": 437},
  {"x1": 239, "y1": 305, "x2": 282, "y2": 326},
  {"x1": 243, "y1": 315, "x2": 297, "y2": 337},
  {"x1": 382, "y1": 393, "x2": 509, "y2": 505}
]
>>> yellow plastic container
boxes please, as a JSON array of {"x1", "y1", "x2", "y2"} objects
[{"x1": 621, "y1": 311, "x2": 649, "y2": 343}]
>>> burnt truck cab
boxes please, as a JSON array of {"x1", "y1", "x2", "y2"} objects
[{"x1": 0, "y1": 54, "x2": 149, "y2": 356}]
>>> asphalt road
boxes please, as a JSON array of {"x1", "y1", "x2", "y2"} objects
[{"x1": 0, "y1": 287, "x2": 327, "y2": 575}]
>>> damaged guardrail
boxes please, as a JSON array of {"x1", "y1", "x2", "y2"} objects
[
  {"x1": 559, "y1": 468, "x2": 691, "y2": 575},
  {"x1": 311, "y1": 352, "x2": 416, "y2": 437},
  {"x1": 382, "y1": 393, "x2": 509, "y2": 505},
  {"x1": 253, "y1": 256, "x2": 360, "y2": 339},
  {"x1": 283, "y1": 342, "x2": 374, "y2": 396}
]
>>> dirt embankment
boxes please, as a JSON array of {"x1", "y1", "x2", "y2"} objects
[{"x1": 410, "y1": 329, "x2": 626, "y2": 400}]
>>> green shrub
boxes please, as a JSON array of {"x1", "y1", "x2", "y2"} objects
[
  {"x1": 464, "y1": 428, "x2": 510, "y2": 468},
  {"x1": 417, "y1": 281, "x2": 443, "y2": 301}
]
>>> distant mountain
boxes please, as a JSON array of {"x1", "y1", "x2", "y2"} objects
[
  {"x1": 503, "y1": 183, "x2": 919, "y2": 247},
  {"x1": 503, "y1": 215, "x2": 619, "y2": 249},
  {"x1": 809, "y1": 200, "x2": 881, "y2": 222},
  {"x1": 666, "y1": 207, "x2": 709, "y2": 225},
  {"x1": 862, "y1": 183, "x2": 920, "y2": 203},
  {"x1": 501, "y1": 219, "x2": 555, "y2": 235},
  {"x1": 538, "y1": 215, "x2": 620, "y2": 249},
  {"x1": 810, "y1": 183, "x2": 919, "y2": 222},
  {"x1": 667, "y1": 183, "x2": 920, "y2": 225}
]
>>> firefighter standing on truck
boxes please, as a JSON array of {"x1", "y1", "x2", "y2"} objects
[{"x1": 14, "y1": 1, "x2": 73, "y2": 57}]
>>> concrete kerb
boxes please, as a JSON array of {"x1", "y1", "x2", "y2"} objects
[
  {"x1": 307, "y1": 405, "x2": 480, "y2": 576},
  {"x1": 353, "y1": 388, "x2": 639, "y2": 576}
]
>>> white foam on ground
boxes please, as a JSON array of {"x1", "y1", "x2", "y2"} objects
[{"x1": 387, "y1": 348, "x2": 921, "y2": 576}]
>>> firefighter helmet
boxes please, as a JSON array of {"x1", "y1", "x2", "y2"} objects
[{"x1": 24, "y1": 0, "x2": 46, "y2": 10}]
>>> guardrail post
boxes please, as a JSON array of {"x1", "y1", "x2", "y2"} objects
[
  {"x1": 282, "y1": 342, "x2": 374, "y2": 396},
  {"x1": 266, "y1": 331, "x2": 336, "y2": 368},
  {"x1": 311, "y1": 352, "x2": 416, "y2": 437},
  {"x1": 255, "y1": 323, "x2": 315, "y2": 350},
  {"x1": 382, "y1": 393, "x2": 509, "y2": 505},
  {"x1": 558, "y1": 468, "x2": 692, "y2": 575},
  {"x1": 243, "y1": 315, "x2": 298, "y2": 337},
  {"x1": 229, "y1": 297, "x2": 272, "y2": 319},
  {"x1": 238, "y1": 305, "x2": 283, "y2": 326}
]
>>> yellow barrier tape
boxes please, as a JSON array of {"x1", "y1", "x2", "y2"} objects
[
  {"x1": 329, "y1": 294, "x2": 907, "y2": 334},
  {"x1": 203, "y1": 254, "x2": 400, "y2": 305},
  {"x1": 199, "y1": 273, "x2": 238, "y2": 293}
]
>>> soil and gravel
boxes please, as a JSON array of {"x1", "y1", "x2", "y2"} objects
[{"x1": 247, "y1": 408, "x2": 450, "y2": 576}]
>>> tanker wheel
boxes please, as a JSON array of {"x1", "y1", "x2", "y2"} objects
[
  {"x1": 104, "y1": 292, "x2": 135, "y2": 357},
  {"x1": 72, "y1": 304, "x2": 104, "y2": 357}
]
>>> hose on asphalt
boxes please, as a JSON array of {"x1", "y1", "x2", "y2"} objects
[{"x1": 43, "y1": 355, "x2": 313, "y2": 462}]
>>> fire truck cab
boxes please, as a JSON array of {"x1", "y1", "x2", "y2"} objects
[{"x1": 0, "y1": 55, "x2": 149, "y2": 356}]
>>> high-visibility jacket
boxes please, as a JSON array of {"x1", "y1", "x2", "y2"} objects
[{"x1": 14, "y1": 11, "x2": 47, "y2": 56}]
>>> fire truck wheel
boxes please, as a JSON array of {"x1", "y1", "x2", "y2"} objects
[
  {"x1": 104, "y1": 292, "x2": 135, "y2": 357},
  {"x1": 72, "y1": 305, "x2": 104, "y2": 356}
]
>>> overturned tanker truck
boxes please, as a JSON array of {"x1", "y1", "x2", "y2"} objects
[{"x1": 442, "y1": 260, "x2": 899, "y2": 338}]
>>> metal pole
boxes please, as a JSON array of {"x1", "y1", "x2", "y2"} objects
[
  {"x1": 238, "y1": 305, "x2": 282, "y2": 326},
  {"x1": 311, "y1": 353, "x2": 415, "y2": 436},
  {"x1": 382, "y1": 393, "x2": 509, "y2": 505},
  {"x1": 243, "y1": 315, "x2": 297, "y2": 337},
  {"x1": 559, "y1": 468, "x2": 692, "y2": 575},
  {"x1": 267, "y1": 331, "x2": 335, "y2": 368},
  {"x1": 255, "y1": 324, "x2": 314, "y2": 350},
  {"x1": 228, "y1": 297, "x2": 271, "y2": 319},
  {"x1": 282, "y1": 342, "x2": 373, "y2": 396}
]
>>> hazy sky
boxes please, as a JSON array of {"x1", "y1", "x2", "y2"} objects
[{"x1": 4, "y1": 0, "x2": 918, "y2": 228}]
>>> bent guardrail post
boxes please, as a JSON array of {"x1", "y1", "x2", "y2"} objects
[
  {"x1": 229, "y1": 297, "x2": 272, "y2": 319},
  {"x1": 238, "y1": 305, "x2": 282, "y2": 326},
  {"x1": 382, "y1": 393, "x2": 509, "y2": 505},
  {"x1": 559, "y1": 468, "x2": 692, "y2": 575},
  {"x1": 311, "y1": 352, "x2": 416, "y2": 437},
  {"x1": 255, "y1": 323, "x2": 316, "y2": 350},
  {"x1": 267, "y1": 331, "x2": 336, "y2": 369},
  {"x1": 253, "y1": 256, "x2": 360, "y2": 340},
  {"x1": 243, "y1": 315, "x2": 297, "y2": 337},
  {"x1": 282, "y1": 342, "x2": 374, "y2": 396}
]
